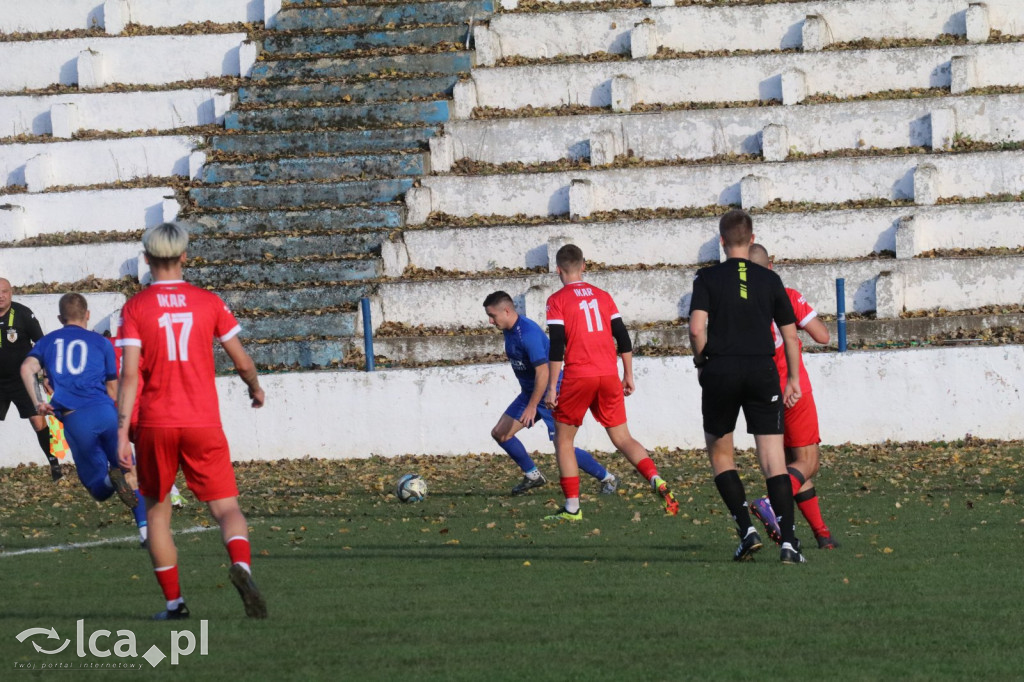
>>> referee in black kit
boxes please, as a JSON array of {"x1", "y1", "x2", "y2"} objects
[
  {"x1": 0, "y1": 277, "x2": 63, "y2": 481},
  {"x1": 688, "y1": 210, "x2": 805, "y2": 564}
]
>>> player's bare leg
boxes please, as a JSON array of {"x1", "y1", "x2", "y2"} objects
[
  {"x1": 607, "y1": 423, "x2": 678, "y2": 514},
  {"x1": 785, "y1": 444, "x2": 836, "y2": 548},
  {"x1": 208, "y1": 497, "x2": 267, "y2": 618},
  {"x1": 754, "y1": 434, "x2": 804, "y2": 563},
  {"x1": 543, "y1": 421, "x2": 582, "y2": 521},
  {"x1": 146, "y1": 496, "x2": 187, "y2": 620}
]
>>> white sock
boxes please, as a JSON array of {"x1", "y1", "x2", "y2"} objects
[
  {"x1": 167, "y1": 597, "x2": 184, "y2": 611},
  {"x1": 138, "y1": 526, "x2": 148, "y2": 542},
  {"x1": 602, "y1": 472, "x2": 616, "y2": 482},
  {"x1": 745, "y1": 526, "x2": 758, "y2": 538},
  {"x1": 170, "y1": 484, "x2": 180, "y2": 496},
  {"x1": 524, "y1": 468, "x2": 542, "y2": 481},
  {"x1": 564, "y1": 498, "x2": 580, "y2": 513},
  {"x1": 233, "y1": 561, "x2": 252, "y2": 575}
]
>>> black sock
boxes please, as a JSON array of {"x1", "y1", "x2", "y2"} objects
[
  {"x1": 787, "y1": 466, "x2": 806, "y2": 488},
  {"x1": 766, "y1": 474, "x2": 797, "y2": 545},
  {"x1": 714, "y1": 470, "x2": 752, "y2": 534},
  {"x1": 36, "y1": 427, "x2": 55, "y2": 462}
]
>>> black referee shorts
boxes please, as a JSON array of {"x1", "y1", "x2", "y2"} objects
[
  {"x1": 699, "y1": 355, "x2": 784, "y2": 437},
  {"x1": 0, "y1": 378, "x2": 36, "y2": 420}
]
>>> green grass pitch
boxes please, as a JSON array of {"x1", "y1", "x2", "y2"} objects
[{"x1": 2, "y1": 441, "x2": 1023, "y2": 680}]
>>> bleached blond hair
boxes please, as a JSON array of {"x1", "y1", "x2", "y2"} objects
[{"x1": 142, "y1": 222, "x2": 189, "y2": 259}]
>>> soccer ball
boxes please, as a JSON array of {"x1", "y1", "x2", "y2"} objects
[{"x1": 395, "y1": 474, "x2": 427, "y2": 503}]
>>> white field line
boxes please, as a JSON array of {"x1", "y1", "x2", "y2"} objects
[{"x1": 0, "y1": 524, "x2": 215, "y2": 557}]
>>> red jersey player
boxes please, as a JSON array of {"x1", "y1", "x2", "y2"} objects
[
  {"x1": 542, "y1": 244, "x2": 678, "y2": 521},
  {"x1": 116, "y1": 222, "x2": 267, "y2": 620},
  {"x1": 747, "y1": 243, "x2": 838, "y2": 549}
]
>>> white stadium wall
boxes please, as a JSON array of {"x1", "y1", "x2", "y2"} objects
[{"x1": 3, "y1": 346, "x2": 1023, "y2": 467}]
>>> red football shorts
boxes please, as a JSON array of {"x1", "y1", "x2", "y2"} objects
[
  {"x1": 134, "y1": 426, "x2": 239, "y2": 502},
  {"x1": 554, "y1": 375, "x2": 627, "y2": 428},
  {"x1": 784, "y1": 390, "x2": 821, "y2": 448}
]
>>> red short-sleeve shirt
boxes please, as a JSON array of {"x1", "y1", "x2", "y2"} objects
[
  {"x1": 771, "y1": 288, "x2": 815, "y2": 394},
  {"x1": 116, "y1": 280, "x2": 241, "y2": 428},
  {"x1": 546, "y1": 281, "x2": 621, "y2": 379}
]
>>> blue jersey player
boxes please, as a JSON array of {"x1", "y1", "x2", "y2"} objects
[
  {"x1": 20, "y1": 293, "x2": 148, "y2": 543},
  {"x1": 483, "y1": 291, "x2": 617, "y2": 496}
]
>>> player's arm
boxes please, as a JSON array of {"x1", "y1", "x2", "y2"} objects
[
  {"x1": 520, "y1": 362, "x2": 548, "y2": 427},
  {"x1": 803, "y1": 317, "x2": 830, "y2": 345},
  {"x1": 545, "y1": 323, "x2": 565, "y2": 409},
  {"x1": 19, "y1": 356, "x2": 52, "y2": 417},
  {"x1": 222, "y1": 336, "x2": 265, "y2": 408},
  {"x1": 116, "y1": 345, "x2": 141, "y2": 468},
  {"x1": 688, "y1": 310, "x2": 709, "y2": 365},
  {"x1": 610, "y1": 316, "x2": 636, "y2": 395},
  {"x1": 779, "y1": 322, "x2": 802, "y2": 408}
]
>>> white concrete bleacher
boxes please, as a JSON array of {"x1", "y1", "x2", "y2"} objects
[
  {"x1": 390, "y1": 0, "x2": 1024, "y2": 337},
  {"x1": 0, "y1": 2, "x2": 279, "y2": 328},
  {"x1": 477, "y1": 0, "x2": 1024, "y2": 62}
]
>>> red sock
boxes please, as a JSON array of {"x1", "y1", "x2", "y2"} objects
[
  {"x1": 154, "y1": 565, "x2": 181, "y2": 601},
  {"x1": 226, "y1": 536, "x2": 251, "y2": 566},
  {"x1": 559, "y1": 476, "x2": 580, "y2": 500},
  {"x1": 795, "y1": 489, "x2": 829, "y2": 537},
  {"x1": 634, "y1": 457, "x2": 658, "y2": 481},
  {"x1": 788, "y1": 474, "x2": 803, "y2": 497}
]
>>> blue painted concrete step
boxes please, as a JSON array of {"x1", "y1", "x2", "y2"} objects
[
  {"x1": 263, "y1": 26, "x2": 470, "y2": 56},
  {"x1": 202, "y1": 153, "x2": 427, "y2": 183},
  {"x1": 192, "y1": 232, "x2": 389, "y2": 260},
  {"x1": 216, "y1": 283, "x2": 369, "y2": 313},
  {"x1": 191, "y1": 178, "x2": 415, "y2": 209},
  {"x1": 236, "y1": 311, "x2": 359, "y2": 340},
  {"x1": 188, "y1": 257, "x2": 382, "y2": 288},
  {"x1": 276, "y1": 0, "x2": 494, "y2": 31},
  {"x1": 226, "y1": 100, "x2": 449, "y2": 132},
  {"x1": 251, "y1": 51, "x2": 473, "y2": 80},
  {"x1": 216, "y1": 337, "x2": 357, "y2": 371},
  {"x1": 239, "y1": 76, "x2": 459, "y2": 106},
  {"x1": 211, "y1": 128, "x2": 436, "y2": 157},
  {"x1": 192, "y1": 206, "x2": 405, "y2": 235}
]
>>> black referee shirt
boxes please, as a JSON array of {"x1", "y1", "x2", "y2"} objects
[
  {"x1": 0, "y1": 301, "x2": 44, "y2": 379},
  {"x1": 689, "y1": 258, "x2": 796, "y2": 358}
]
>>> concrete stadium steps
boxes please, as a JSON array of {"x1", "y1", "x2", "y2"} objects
[
  {"x1": 1, "y1": 135, "x2": 199, "y2": 191},
  {"x1": 191, "y1": 178, "x2": 415, "y2": 209},
  {"x1": 189, "y1": 206, "x2": 405, "y2": 235},
  {"x1": 483, "y1": 0, "x2": 1024, "y2": 60},
  {"x1": 238, "y1": 76, "x2": 459, "y2": 105},
  {"x1": 251, "y1": 51, "x2": 474, "y2": 81},
  {"x1": 262, "y1": 26, "x2": 471, "y2": 56},
  {"x1": 0, "y1": 34, "x2": 250, "y2": 91},
  {"x1": 0, "y1": 242, "x2": 141, "y2": 287},
  {"x1": 201, "y1": 153, "x2": 428, "y2": 183},
  {"x1": 225, "y1": 100, "x2": 450, "y2": 131},
  {"x1": 400, "y1": 202, "x2": 1024, "y2": 270},
  {"x1": 440, "y1": 92, "x2": 1024, "y2": 166},
  {"x1": 215, "y1": 337, "x2": 356, "y2": 371},
  {"x1": 0, "y1": 89, "x2": 234, "y2": 139},
  {"x1": 187, "y1": 256, "x2": 382, "y2": 288},
  {"x1": 418, "y1": 150, "x2": 1024, "y2": 218},
  {"x1": 275, "y1": 0, "x2": 494, "y2": 31},
  {"x1": 210, "y1": 128, "x2": 437, "y2": 158},
  {"x1": 351, "y1": 311, "x2": 1024, "y2": 365},
  {"x1": 237, "y1": 310, "x2": 360, "y2": 340},
  {"x1": 0, "y1": 187, "x2": 175, "y2": 242},
  {"x1": 465, "y1": 41, "x2": 1024, "y2": 111},
  {"x1": 373, "y1": 255, "x2": 1024, "y2": 328},
  {"x1": 215, "y1": 282, "x2": 369, "y2": 313},
  {"x1": 192, "y1": 232, "x2": 388, "y2": 260}
]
